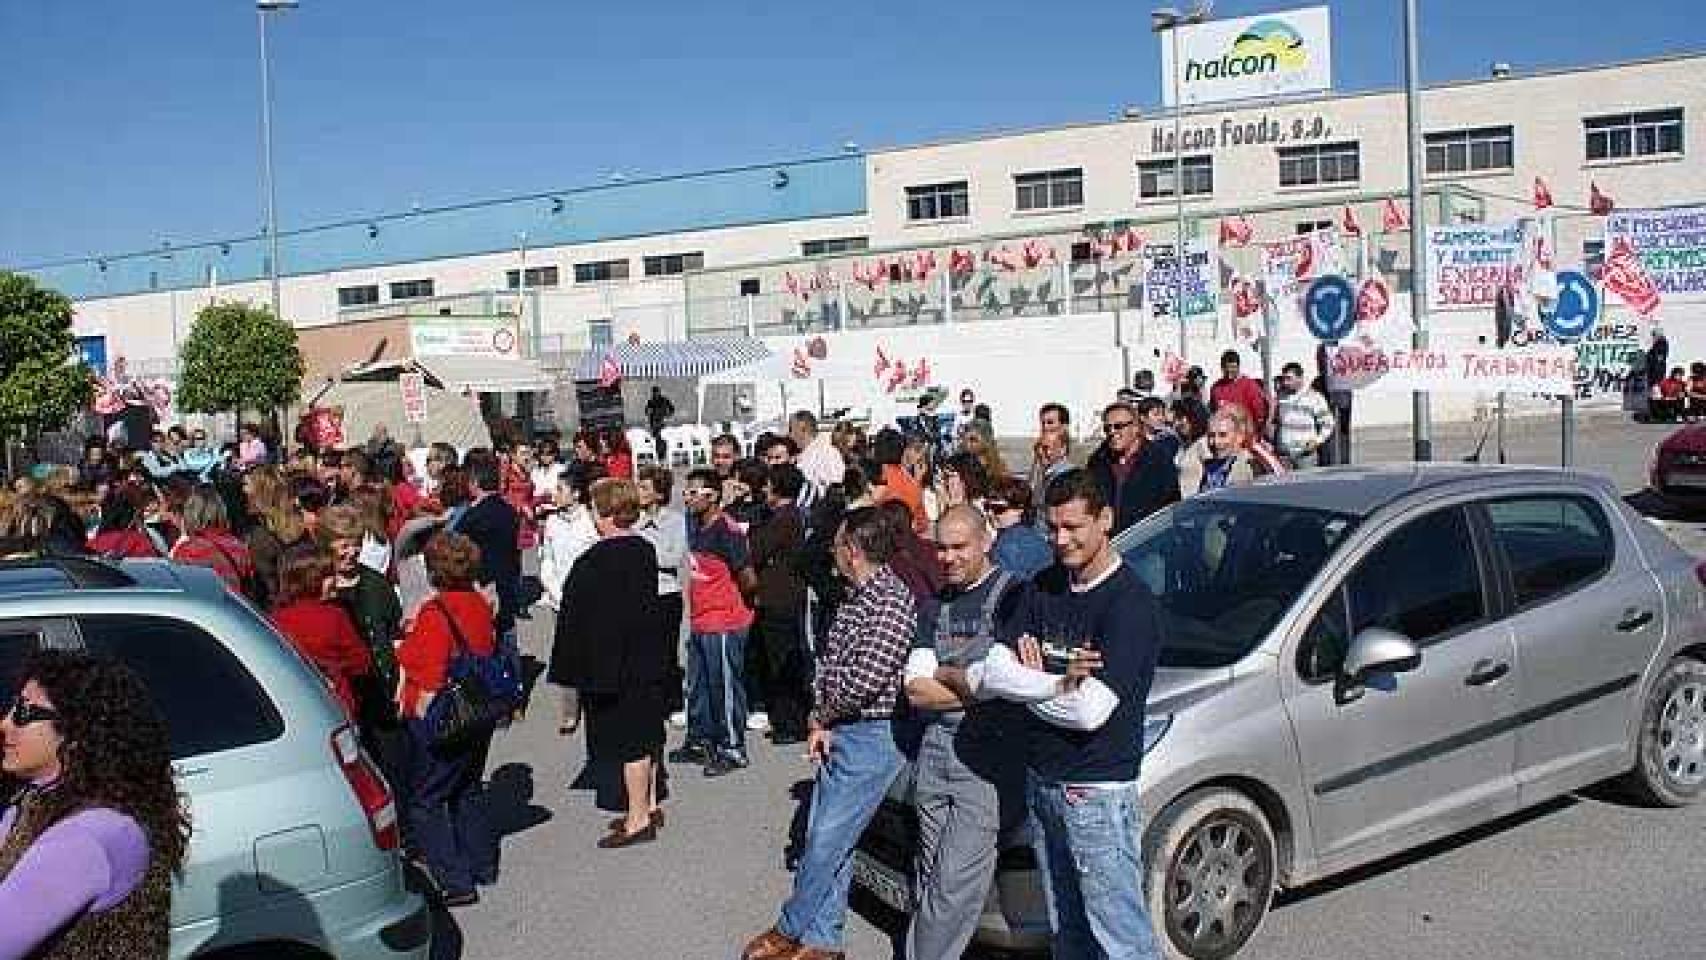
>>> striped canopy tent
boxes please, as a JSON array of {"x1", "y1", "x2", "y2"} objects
[{"x1": 569, "y1": 338, "x2": 771, "y2": 382}]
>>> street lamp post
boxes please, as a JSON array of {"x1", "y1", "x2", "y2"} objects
[
  {"x1": 1153, "y1": 4, "x2": 1210, "y2": 366},
  {"x1": 257, "y1": 0, "x2": 296, "y2": 324},
  {"x1": 1401, "y1": 0, "x2": 1431, "y2": 460}
]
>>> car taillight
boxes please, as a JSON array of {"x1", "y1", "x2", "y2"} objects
[{"x1": 332, "y1": 725, "x2": 399, "y2": 851}]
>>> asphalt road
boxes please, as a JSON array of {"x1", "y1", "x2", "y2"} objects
[{"x1": 435, "y1": 407, "x2": 1706, "y2": 960}]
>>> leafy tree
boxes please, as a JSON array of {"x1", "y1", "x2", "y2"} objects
[
  {"x1": 177, "y1": 301, "x2": 304, "y2": 416},
  {"x1": 0, "y1": 271, "x2": 94, "y2": 439}
]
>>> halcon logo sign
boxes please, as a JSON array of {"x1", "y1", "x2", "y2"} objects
[
  {"x1": 1184, "y1": 19, "x2": 1307, "y2": 83},
  {"x1": 1162, "y1": 5, "x2": 1332, "y2": 108}
]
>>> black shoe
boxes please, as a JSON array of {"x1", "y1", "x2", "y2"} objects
[
  {"x1": 703, "y1": 752, "x2": 749, "y2": 777},
  {"x1": 441, "y1": 889, "x2": 479, "y2": 908},
  {"x1": 667, "y1": 741, "x2": 711, "y2": 765},
  {"x1": 597, "y1": 822, "x2": 658, "y2": 849}
]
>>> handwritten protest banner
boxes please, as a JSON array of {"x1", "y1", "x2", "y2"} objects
[
  {"x1": 1604, "y1": 205, "x2": 1706, "y2": 298},
  {"x1": 1144, "y1": 238, "x2": 1220, "y2": 322},
  {"x1": 1426, "y1": 223, "x2": 1530, "y2": 311},
  {"x1": 1326, "y1": 342, "x2": 1576, "y2": 395}
]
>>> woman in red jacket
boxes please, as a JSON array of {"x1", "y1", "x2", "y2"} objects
[
  {"x1": 88, "y1": 484, "x2": 160, "y2": 558},
  {"x1": 270, "y1": 552, "x2": 373, "y2": 718},
  {"x1": 395, "y1": 531, "x2": 499, "y2": 907}
]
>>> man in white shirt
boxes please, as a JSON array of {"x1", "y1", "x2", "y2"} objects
[{"x1": 790, "y1": 410, "x2": 843, "y2": 500}]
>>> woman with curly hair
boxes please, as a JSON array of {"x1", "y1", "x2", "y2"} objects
[{"x1": 0, "y1": 649, "x2": 190, "y2": 959}]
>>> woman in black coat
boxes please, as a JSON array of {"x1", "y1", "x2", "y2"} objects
[{"x1": 547, "y1": 477, "x2": 668, "y2": 849}]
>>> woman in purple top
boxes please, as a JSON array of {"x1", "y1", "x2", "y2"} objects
[{"x1": 0, "y1": 650, "x2": 190, "y2": 960}]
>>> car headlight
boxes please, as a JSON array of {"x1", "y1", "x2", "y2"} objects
[{"x1": 1142, "y1": 713, "x2": 1172, "y2": 754}]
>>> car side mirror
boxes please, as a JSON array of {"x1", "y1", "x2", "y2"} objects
[{"x1": 1336, "y1": 628, "x2": 1420, "y2": 704}]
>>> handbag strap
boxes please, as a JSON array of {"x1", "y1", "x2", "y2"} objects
[{"x1": 431, "y1": 595, "x2": 471, "y2": 658}]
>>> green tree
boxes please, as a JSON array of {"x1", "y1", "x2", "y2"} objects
[
  {"x1": 0, "y1": 271, "x2": 94, "y2": 440},
  {"x1": 177, "y1": 301, "x2": 304, "y2": 416}
]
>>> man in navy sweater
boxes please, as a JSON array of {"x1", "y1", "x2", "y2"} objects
[{"x1": 968, "y1": 467, "x2": 1164, "y2": 960}]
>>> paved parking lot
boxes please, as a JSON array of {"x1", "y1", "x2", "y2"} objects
[{"x1": 437, "y1": 407, "x2": 1706, "y2": 960}]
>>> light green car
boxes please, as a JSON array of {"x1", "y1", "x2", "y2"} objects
[{"x1": 0, "y1": 557, "x2": 431, "y2": 960}]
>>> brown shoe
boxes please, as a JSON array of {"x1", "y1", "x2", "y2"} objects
[
  {"x1": 606, "y1": 808, "x2": 666, "y2": 833},
  {"x1": 740, "y1": 928, "x2": 799, "y2": 960},
  {"x1": 595, "y1": 822, "x2": 657, "y2": 849},
  {"x1": 781, "y1": 948, "x2": 844, "y2": 960}
]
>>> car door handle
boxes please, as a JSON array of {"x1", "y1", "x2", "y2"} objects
[
  {"x1": 1465, "y1": 660, "x2": 1510, "y2": 687},
  {"x1": 1616, "y1": 610, "x2": 1655, "y2": 633}
]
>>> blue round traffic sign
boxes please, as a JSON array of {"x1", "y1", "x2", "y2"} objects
[
  {"x1": 1543, "y1": 269, "x2": 1599, "y2": 341},
  {"x1": 1305, "y1": 275, "x2": 1357, "y2": 341}
]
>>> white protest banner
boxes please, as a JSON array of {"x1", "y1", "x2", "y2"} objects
[
  {"x1": 1145, "y1": 238, "x2": 1220, "y2": 322},
  {"x1": 1161, "y1": 6, "x2": 1332, "y2": 107},
  {"x1": 1426, "y1": 223, "x2": 1531, "y2": 311},
  {"x1": 1604, "y1": 205, "x2": 1706, "y2": 298},
  {"x1": 1326, "y1": 342, "x2": 1576, "y2": 395},
  {"x1": 1260, "y1": 227, "x2": 1345, "y2": 334},
  {"x1": 399, "y1": 372, "x2": 428, "y2": 424}
]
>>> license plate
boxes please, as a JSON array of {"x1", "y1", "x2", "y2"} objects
[{"x1": 852, "y1": 851, "x2": 913, "y2": 912}]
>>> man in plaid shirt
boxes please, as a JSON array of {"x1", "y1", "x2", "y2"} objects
[{"x1": 742, "y1": 507, "x2": 916, "y2": 960}]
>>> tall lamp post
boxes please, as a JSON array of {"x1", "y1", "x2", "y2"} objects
[
  {"x1": 1402, "y1": 0, "x2": 1431, "y2": 460},
  {"x1": 257, "y1": 0, "x2": 296, "y2": 324},
  {"x1": 1152, "y1": 3, "x2": 1210, "y2": 365}
]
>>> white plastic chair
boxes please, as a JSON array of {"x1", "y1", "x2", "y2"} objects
[
  {"x1": 663, "y1": 426, "x2": 693, "y2": 467},
  {"x1": 626, "y1": 428, "x2": 659, "y2": 466},
  {"x1": 687, "y1": 425, "x2": 712, "y2": 466}
]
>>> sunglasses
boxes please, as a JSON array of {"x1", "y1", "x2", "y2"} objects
[
  {"x1": 1103, "y1": 420, "x2": 1137, "y2": 433},
  {"x1": 6, "y1": 697, "x2": 58, "y2": 728}
]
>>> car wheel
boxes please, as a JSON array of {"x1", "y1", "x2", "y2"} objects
[
  {"x1": 1622, "y1": 656, "x2": 1706, "y2": 807},
  {"x1": 1144, "y1": 787, "x2": 1276, "y2": 960}
]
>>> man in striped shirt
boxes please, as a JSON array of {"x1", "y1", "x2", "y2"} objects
[{"x1": 742, "y1": 506, "x2": 916, "y2": 960}]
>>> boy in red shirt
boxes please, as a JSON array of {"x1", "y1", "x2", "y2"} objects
[{"x1": 1654, "y1": 366, "x2": 1687, "y2": 422}]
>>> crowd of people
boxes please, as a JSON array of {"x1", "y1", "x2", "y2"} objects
[{"x1": 2, "y1": 353, "x2": 1331, "y2": 959}]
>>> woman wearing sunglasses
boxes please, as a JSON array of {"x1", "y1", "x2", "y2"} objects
[{"x1": 0, "y1": 649, "x2": 189, "y2": 960}]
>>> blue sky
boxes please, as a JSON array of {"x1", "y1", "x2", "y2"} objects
[{"x1": 1, "y1": 0, "x2": 1697, "y2": 265}]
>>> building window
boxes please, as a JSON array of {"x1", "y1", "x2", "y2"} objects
[
  {"x1": 505, "y1": 265, "x2": 560, "y2": 289},
  {"x1": 642, "y1": 252, "x2": 705, "y2": 277},
  {"x1": 1137, "y1": 156, "x2": 1213, "y2": 199},
  {"x1": 1014, "y1": 169, "x2": 1084, "y2": 211},
  {"x1": 588, "y1": 319, "x2": 614, "y2": 351},
  {"x1": 739, "y1": 278, "x2": 761, "y2": 296},
  {"x1": 801, "y1": 236, "x2": 869, "y2": 257},
  {"x1": 1426, "y1": 126, "x2": 1514, "y2": 175},
  {"x1": 574, "y1": 259, "x2": 630, "y2": 284},
  {"x1": 388, "y1": 279, "x2": 433, "y2": 300},
  {"x1": 1071, "y1": 241, "x2": 1095, "y2": 263},
  {"x1": 1278, "y1": 142, "x2": 1361, "y2": 188},
  {"x1": 1584, "y1": 238, "x2": 1605, "y2": 275},
  {"x1": 905, "y1": 181, "x2": 970, "y2": 222},
  {"x1": 1585, "y1": 108, "x2": 1683, "y2": 161},
  {"x1": 338, "y1": 284, "x2": 379, "y2": 307},
  {"x1": 1295, "y1": 220, "x2": 1333, "y2": 235}
]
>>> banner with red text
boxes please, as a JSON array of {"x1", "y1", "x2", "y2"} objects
[{"x1": 1325, "y1": 342, "x2": 1577, "y2": 395}]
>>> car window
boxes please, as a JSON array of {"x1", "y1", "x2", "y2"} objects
[
  {"x1": 1484, "y1": 495, "x2": 1613, "y2": 608},
  {"x1": 1299, "y1": 507, "x2": 1485, "y2": 680},
  {"x1": 76, "y1": 615, "x2": 284, "y2": 760},
  {"x1": 1117, "y1": 499, "x2": 1356, "y2": 669}
]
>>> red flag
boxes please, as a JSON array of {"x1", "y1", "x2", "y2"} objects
[
  {"x1": 1357, "y1": 276, "x2": 1392, "y2": 327},
  {"x1": 948, "y1": 248, "x2": 976, "y2": 277},
  {"x1": 1532, "y1": 176, "x2": 1554, "y2": 210},
  {"x1": 1590, "y1": 182, "x2": 1615, "y2": 216},
  {"x1": 873, "y1": 345, "x2": 890, "y2": 378},
  {"x1": 1230, "y1": 276, "x2": 1261, "y2": 319},
  {"x1": 1340, "y1": 205, "x2": 1363, "y2": 238},
  {"x1": 1381, "y1": 197, "x2": 1408, "y2": 232},
  {"x1": 1218, "y1": 215, "x2": 1253, "y2": 248},
  {"x1": 597, "y1": 355, "x2": 622, "y2": 389},
  {"x1": 1602, "y1": 237, "x2": 1662, "y2": 317},
  {"x1": 791, "y1": 348, "x2": 812, "y2": 379}
]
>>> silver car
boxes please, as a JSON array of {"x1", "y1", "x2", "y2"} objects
[
  {"x1": 854, "y1": 465, "x2": 1706, "y2": 959},
  {"x1": 0, "y1": 557, "x2": 431, "y2": 960}
]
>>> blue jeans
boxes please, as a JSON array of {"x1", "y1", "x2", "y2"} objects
[
  {"x1": 686, "y1": 631, "x2": 748, "y2": 757},
  {"x1": 403, "y1": 717, "x2": 498, "y2": 896},
  {"x1": 778, "y1": 718, "x2": 903, "y2": 949},
  {"x1": 1028, "y1": 777, "x2": 1160, "y2": 960}
]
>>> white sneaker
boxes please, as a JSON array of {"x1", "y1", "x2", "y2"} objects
[
  {"x1": 746, "y1": 711, "x2": 771, "y2": 732},
  {"x1": 668, "y1": 711, "x2": 687, "y2": 730}
]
